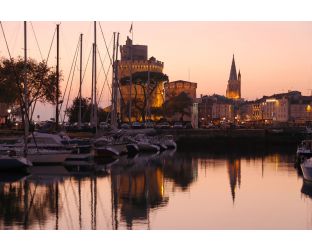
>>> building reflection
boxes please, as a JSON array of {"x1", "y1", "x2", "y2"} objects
[
  {"x1": 0, "y1": 176, "x2": 61, "y2": 229},
  {"x1": 226, "y1": 158, "x2": 241, "y2": 203},
  {"x1": 111, "y1": 163, "x2": 168, "y2": 229},
  {"x1": 162, "y1": 152, "x2": 198, "y2": 191}
]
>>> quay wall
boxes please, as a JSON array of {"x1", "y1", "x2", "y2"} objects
[{"x1": 156, "y1": 128, "x2": 306, "y2": 151}]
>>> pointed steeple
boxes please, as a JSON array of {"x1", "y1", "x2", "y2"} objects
[{"x1": 229, "y1": 54, "x2": 237, "y2": 81}]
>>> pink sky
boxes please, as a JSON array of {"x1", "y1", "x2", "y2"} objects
[{"x1": 1, "y1": 21, "x2": 312, "y2": 121}]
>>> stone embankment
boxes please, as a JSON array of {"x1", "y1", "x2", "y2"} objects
[{"x1": 156, "y1": 128, "x2": 307, "y2": 150}]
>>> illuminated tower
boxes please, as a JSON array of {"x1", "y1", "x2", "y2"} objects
[
  {"x1": 226, "y1": 55, "x2": 241, "y2": 99},
  {"x1": 118, "y1": 37, "x2": 165, "y2": 122}
]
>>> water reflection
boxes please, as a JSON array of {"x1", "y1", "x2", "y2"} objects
[
  {"x1": 0, "y1": 146, "x2": 310, "y2": 229},
  {"x1": 227, "y1": 158, "x2": 241, "y2": 203},
  {"x1": 162, "y1": 151, "x2": 198, "y2": 191},
  {"x1": 111, "y1": 164, "x2": 168, "y2": 229},
  {"x1": 0, "y1": 177, "x2": 59, "y2": 229}
]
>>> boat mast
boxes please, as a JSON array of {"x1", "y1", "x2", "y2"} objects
[
  {"x1": 146, "y1": 60, "x2": 150, "y2": 121},
  {"x1": 129, "y1": 26, "x2": 133, "y2": 123},
  {"x1": 111, "y1": 32, "x2": 116, "y2": 128},
  {"x1": 24, "y1": 21, "x2": 29, "y2": 157},
  {"x1": 116, "y1": 33, "x2": 120, "y2": 124},
  {"x1": 55, "y1": 24, "x2": 60, "y2": 131},
  {"x1": 92, "y1": 21, "x2": 98, "y2": 134},
  {"x1": 78, "y1": 33, "x2": 83, "y2": 128},
  {"x1": 115, "y1": 33, "x2": 120, "y2": 126},
  {"x1": 111, "y1": 32, "x2": 119, "y2": 129},
  {"x1": 90, "y1": 43, "x2": 94, "y2": 126}
]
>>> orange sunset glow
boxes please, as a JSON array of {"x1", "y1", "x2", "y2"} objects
[{"x1": 1, "y1": 21, "x2": 312, "y2": 120}]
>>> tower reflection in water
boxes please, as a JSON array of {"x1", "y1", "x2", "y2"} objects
[
  {"x1": 111, "y1": 165, "x2": 167, "y2": 229},
  {"x1": 227, "y1": 158, "x2": 241, "y2": 203}
]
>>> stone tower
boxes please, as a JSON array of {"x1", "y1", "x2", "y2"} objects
[{"x1": 226, "y1": 55, "x2": 241, "y2": 99}]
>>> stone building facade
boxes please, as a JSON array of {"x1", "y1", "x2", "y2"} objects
[
  {"x1": 237, "y1": 91, "x2": 312, "y2": 124},
  {"x1": 198, "y1": 94, "x2": 234, "y2": 125},
  {"x1": 289, "y1": 96, "x2": 312, "y2": 123},
  {"x1": 212, "y1": 103, "x2": 233, "y2": 121},
  {"x1": 164, "y1": 80, "x2": 197, "y2": 101},
  {"x1": 164, "y1": 80, "x2": 197, "y2": 122},
  {"x1": 118, "y1": 37, "x2": 165, "y2": 121}
]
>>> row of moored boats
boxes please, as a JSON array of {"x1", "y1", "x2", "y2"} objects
[{"x1": 0, "y1": 132, "x2": 177, "y2": 173}]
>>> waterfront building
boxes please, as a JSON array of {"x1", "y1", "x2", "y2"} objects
[
  {"x1": 226, "y1": 55, "x2": 241, "y2": 100},
  {"x1": 237, "y1": 91, "x2": 312, "y2": 124},
  {"x1": 289, "y1": 95, "x2": 312, "y2": 124},
  {"x1": 198, "y1": 95, "x2": 214, "y2": 125},
  {"x1": 164, "y1": 80, "x2": 197, "y2": 101},
  {"x1": 164, "y1": 80, "x2": 197, "y2": 122},
  {"x1": 236, "y1": 101, "x2": 253, "y2": 122},
  {"x1": 198, "y1": 94, "x2": 234, "y2": 125},
  {"x1": 118, "y1": 37, "x2": 165, "y2": 122},
  {"x1": 212, "y1": 102, "x2": 234, "y2": 122}
]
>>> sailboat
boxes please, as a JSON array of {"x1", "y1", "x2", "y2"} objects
[{"x1": 6, "y1": 24, "x2": 71, "y2": 165}]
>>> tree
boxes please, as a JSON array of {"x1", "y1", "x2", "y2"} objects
[
  {"x1": 120, "y1": 71, "x2": 168, "y2": 121},
  {"x1": 0, "y1": 57, "x2": 60, "y2": 121},
  {"x1": 164, "y1": 92, "x2": 193, "y2": 122},
  {"x1": 65, "y1": 97, "x2": 109, "y2": 124}
]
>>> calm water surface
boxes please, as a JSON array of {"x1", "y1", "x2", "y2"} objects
[{"x1": 0, "y1": 147, "x2": 311, "y2": 229}]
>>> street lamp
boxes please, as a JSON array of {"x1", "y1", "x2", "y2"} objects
[{"x1": 7, "y1": 108, "x2": 12, "y2": 125}]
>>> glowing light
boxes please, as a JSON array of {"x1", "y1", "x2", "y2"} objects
[{"x1": 266, "y1": 98, "x2": 277, "y2": 103}]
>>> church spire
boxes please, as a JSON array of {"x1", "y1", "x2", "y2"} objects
[{"x1": 229, "y1": 54, "x2": 237, "y2": 81}]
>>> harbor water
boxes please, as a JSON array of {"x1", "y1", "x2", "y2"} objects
[{"x1": 0, "y1": 146, "x2": 311, "y2": 229}]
